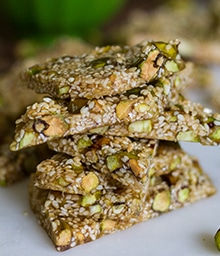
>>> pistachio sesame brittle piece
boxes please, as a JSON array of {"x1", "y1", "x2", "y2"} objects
[
  {"x1": 104, "y1": 99, "x2": 220, "y2": 145},
  {"x1": 34, "y1": 152, "x2": 148, "y2": 195},
  {"x1": 29, "y1": 178, "x2": 139, "y2": 251},
  {"x1": 145, "y1": 141, "x2": 216, "y2": 216},
  {"x1": 10, "y1": 97, "x2": 70, "y2": 150},
  {"x1": 29, "y1": 142, "x2": 215, "y2": 251},
  {"x1": 11, "y1": 92, "x2": 220, "y2": 150},
  {"x1": 29, "y1": 173, "x2": 145, "y2": 252},
  {"x1": 0, "y1": 142, "x2": 52, "y2": 186},
  {"x1": 46, "y1": 135, "x2": 157, "y2": 187},
  {"x1": 34, "y1": 153, "x2": 115, "y2": 195},
  {"x1": 0, "y1": 144, "x2": 26, "y2": 186},
  {"x1": 21, "y1": 40, "x2": 184, "y2": 100}
]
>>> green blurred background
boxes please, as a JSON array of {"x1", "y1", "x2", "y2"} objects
[{"x1": 2, "y1": 0, "x2": 126, "y2": 38}]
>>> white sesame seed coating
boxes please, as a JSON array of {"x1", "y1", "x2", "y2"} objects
[
  {"x1": 46, "y1": 135, "x2": 156, "y2": 188},
  {"x1": 10, "y1": 91, "x2": 220, "y2": 151},
  {"x1": 21, "y1": 40, "x2": 184, "y2": 100},
  {"x1": 29, "y1": 141, "x2": 216, "y2": 251}
]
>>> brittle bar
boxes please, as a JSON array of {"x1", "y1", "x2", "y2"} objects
[
  {"x1": 0, "y1": 143, "x2": 52, "y2": 186},
  {"x1": 104, "y1": 100, "x2": 220, "y2": 145},
  {"x1": 21, "y1": 40, "x2": 184, "y2": 100},
  {"x1": 29, "y1": 142, "x2": 216, "y2": 251},
  {"x1": 10, "y1": 91, "x2": 220, "y2": 151},
  {"x1": 38, "y1": 136, "x2": 157, "y2": 189},
  {"x1": 0, "y1": 144, "x2": 26, "y2": 186},
  {"x1": 8, "y1": 86, "x2": 171, "y2": 150}
]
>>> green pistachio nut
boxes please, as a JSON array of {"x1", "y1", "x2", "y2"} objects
[
  {"x1": 56, "y1": 177, "x2": 69, "y2": 187},
  {"x1": 72, "y1": 164, "x2": 84, "y2": 174},
  {"x1": 176, "y1": 131, "x2": 200, "y2": 142},
  {"x1": 112, "y1": 204, "x2": 125, "y2": 214},
  {"x1": 153, "y1": 41, "x2": 178, "y2": 59},
  {"x1": 19, "y1": 132, "x2": 36, "y2": 149},
  {"x1": 153, "y1": 190, "x2": 170, "y2": 212},
  {"x1": 210, "y1": 127, "x2": 220, "y2": 142},
  {"x1": 134, "y1": 103, "x2": 150, "y2": 113},
  {"x1": 58, "y1": 86, "x2": 70, "y2": 96},
  {"x1": 178, "y1": 188, "x2": 189, "y2": 203},
  {"x1": 77, "y1": 136, "x2": 93, "y2": 151},
  {"x1": 106, "y1": 155, "x2": 122, "y2": 171},
  {"x1": 125, "y1": 87, "x2": 142, "y2": 97},
  {"x1": 170, "y1": 156, "x2": 181, "y2": 171},
  {"x1": 128, "y1": 120, "x2": 152, "y2": 133},
  {"x1": 214, "y1": 228, "x2": 220, "y2": 251},
  {"x1": 101, "y1": 219, "x2": 116, "y2": 231},
  {"x1": 90, "y1": 57, "x2": 110, "y2": 68},
  {"x1": 89, "y1": 126, "x2": 109, "y2": 134},
  {"x1": 81, "y1": 194, "x2": 97, "y2": 207},
  {"x1": 165, "y1": 60, "x2": 179, "y2": 73},
  {"x1": 139, "y1": 50, "x2": 163, "y2": 82},
  {"x1": 89, "y1": 204, "x2": 102, "y2": 215},
  {"x1": 27, "y1": 65, "x2": 42, "y2": 76},
  {"x1": 81, "y1": 172, "x2": 99, "y2": 193}
]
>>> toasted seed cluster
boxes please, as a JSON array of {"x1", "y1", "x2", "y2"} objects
[
  {"x1": 29, "y1": 141, "x2": 215, "y2": 251},
  {"x1": 20, "y1": 40, "x2": 184, "y2": 100},
  {"x1": 10, "y1": 40, "x2": 217, "y2": 251},
  {"x1": 45, "y1": 136, "x2": 157, "y2": 189}
]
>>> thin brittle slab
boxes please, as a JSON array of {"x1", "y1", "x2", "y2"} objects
[
  {"x1": 21, "y1": 40, "x2": 184, "y2": 100},
  {"x1": 29, "y1": 142, "x2": 216, "y2": 251},
  {"x1": 104, "y1": 99, "x2": 220, "y2": 145},
  {"x1": 47, "y1": 134, "x2": 216, "y2": 189},
  {"x1": 38, "y1": 136, "x2": 157, "y2": 189},
  {"x1": 10, "y1": 91, "x2": 220, "y2": 150},
  {"x1": 0, "y1": 142, "x2": 52, "y2": 186}
]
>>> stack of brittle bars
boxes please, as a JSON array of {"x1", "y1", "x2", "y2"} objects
[{"x1": 10, "y1": 40, "x2": 219, "y2": 251}]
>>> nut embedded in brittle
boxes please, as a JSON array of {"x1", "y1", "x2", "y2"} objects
[
  {"x1": 42, "y1": 136, "x2": 157, "y2": 190},
  {"x1": 29, "y1": 140, "x2": 216, "y2": 251},
  {"x1": 152, "y1": 190, "x2": 171, "y2": 212},
  {"x1": 139, "y1": 50, "x2": 164, "y2": 81},
  {"x1": 81, "y1": 172, "x2": 100, "y2": 193},
  {"x1": 21, "y1": 40, "x2": 185, "y2": 100}
]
